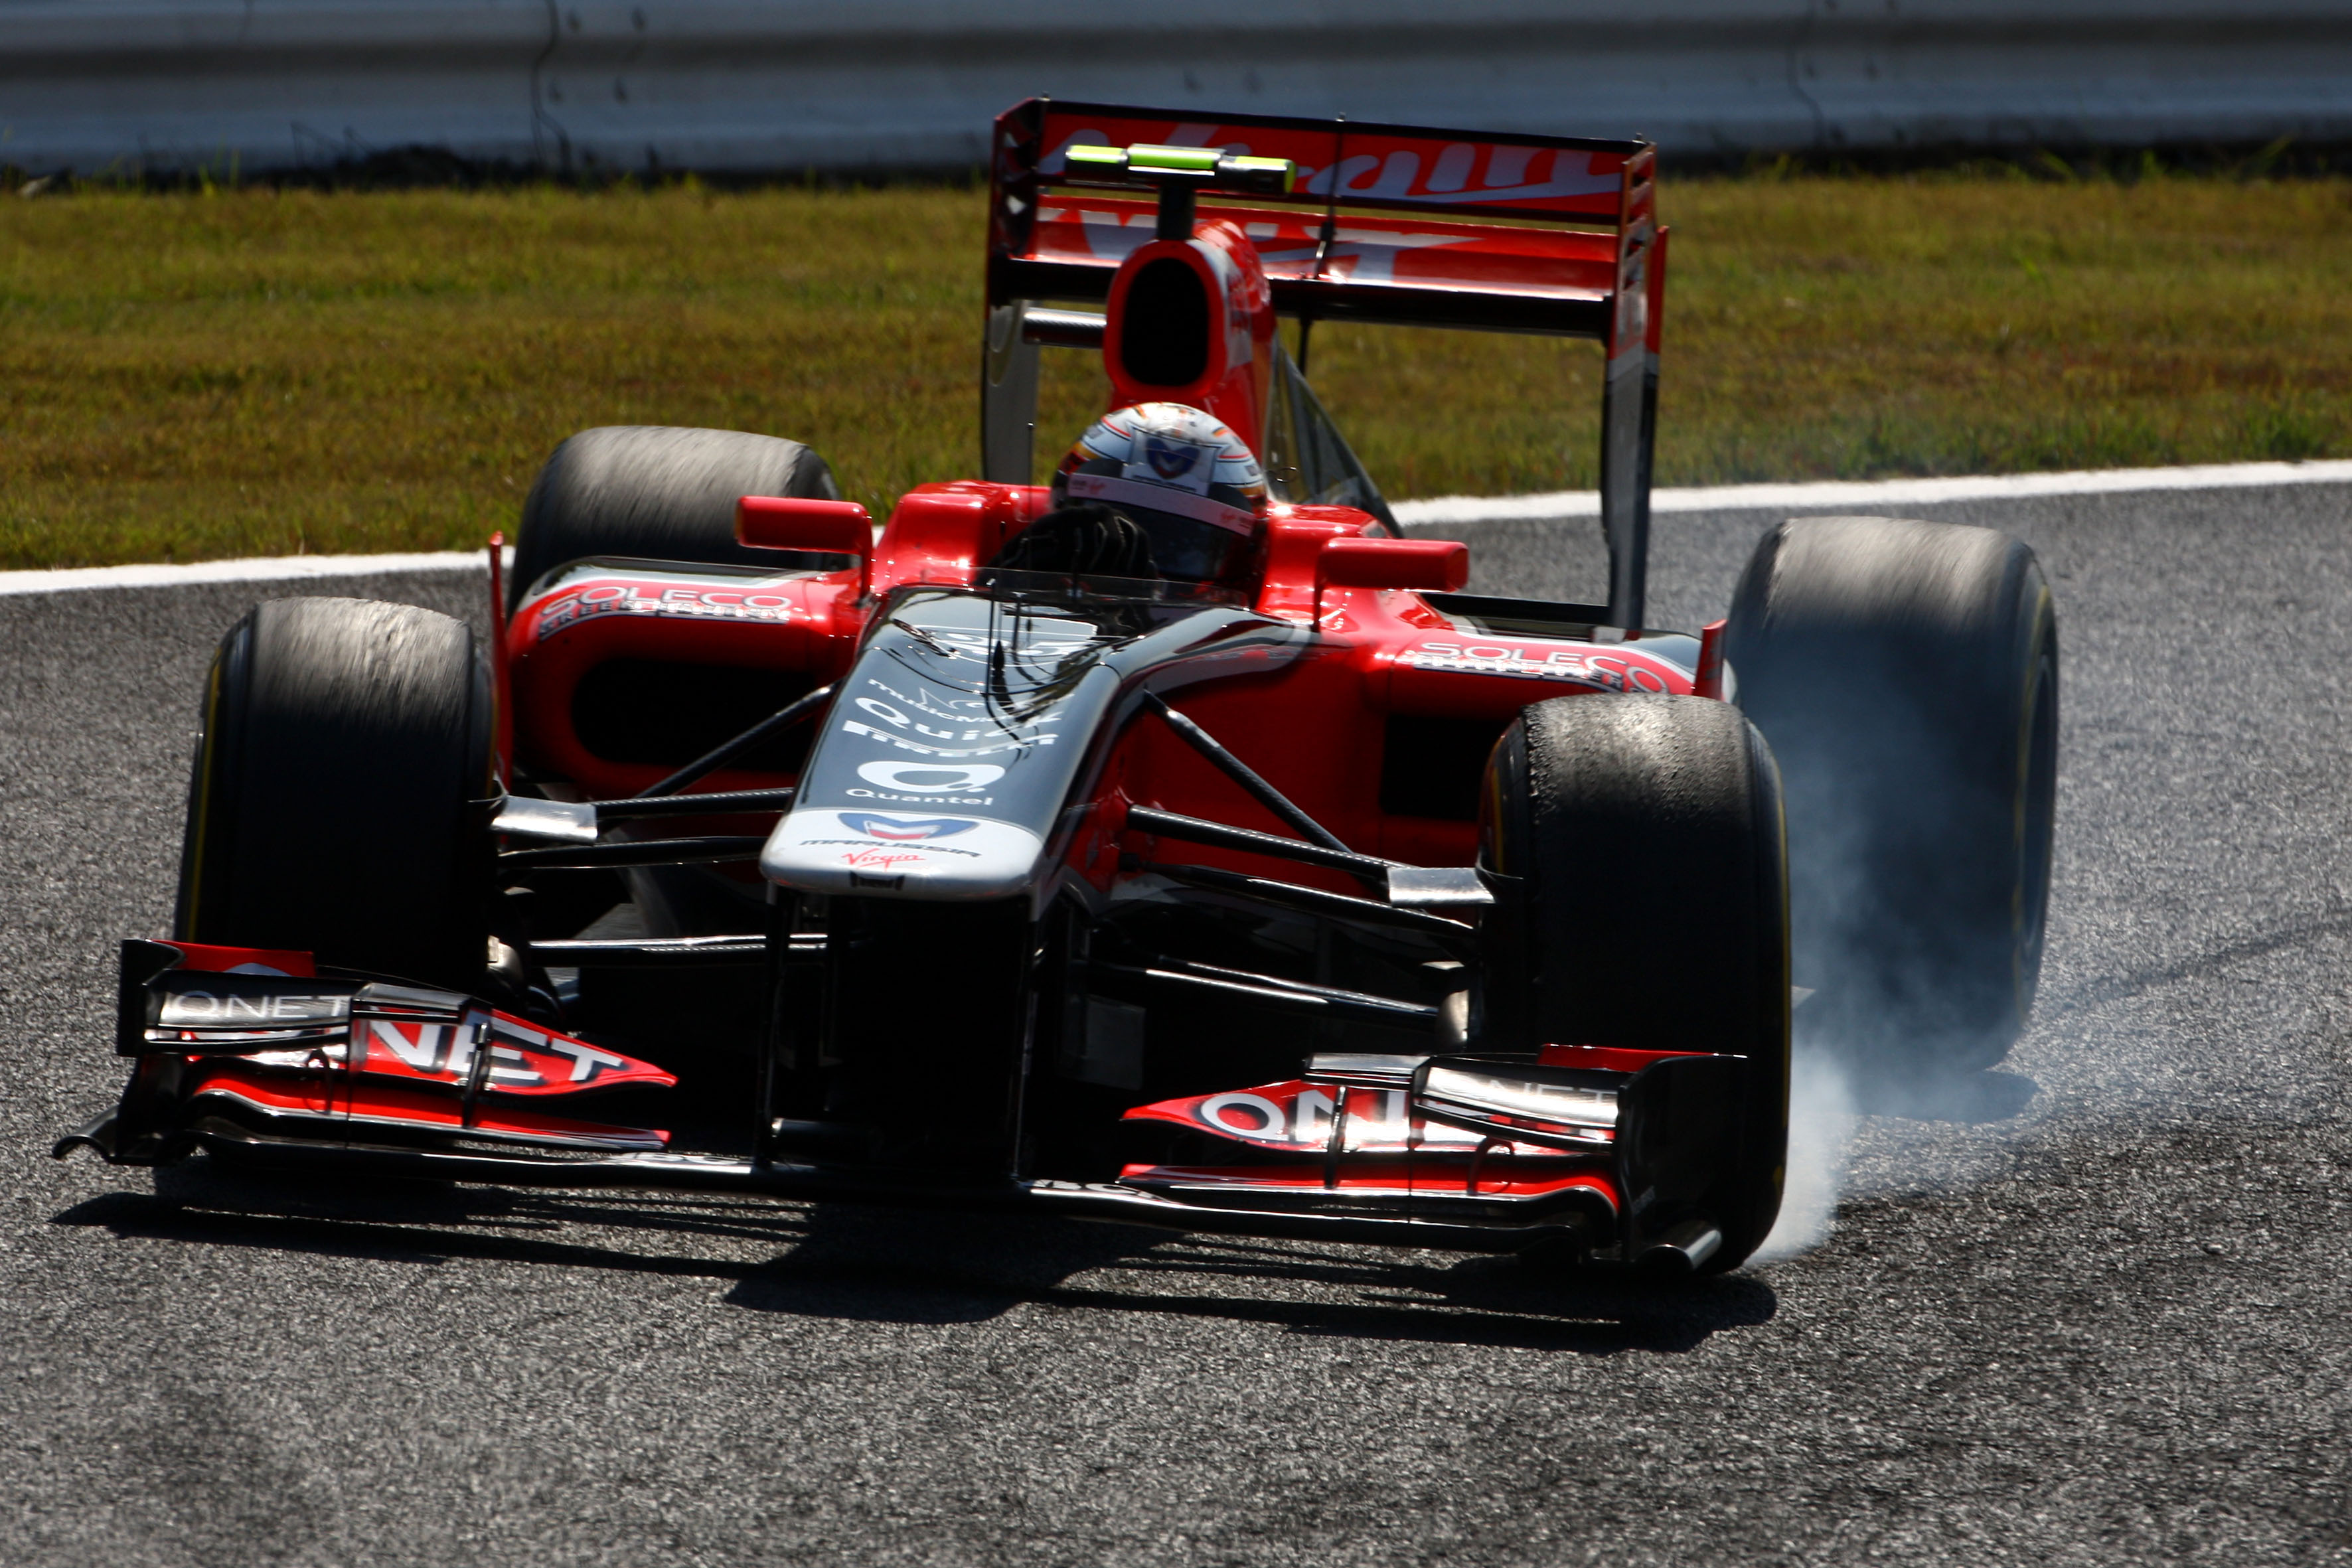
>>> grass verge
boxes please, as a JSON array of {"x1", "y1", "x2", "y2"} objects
[{"x1": 3, "y1": 173, "x2": 2346, "y2": 568}]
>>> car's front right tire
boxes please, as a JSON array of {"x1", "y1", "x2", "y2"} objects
[{"x1": 175, "y1": 596, "x2": 495, "y2": 992}]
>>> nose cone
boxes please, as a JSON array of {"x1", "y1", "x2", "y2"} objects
[{"x1": 761, "y1": 807, "x2": 1048, "y2": 900}]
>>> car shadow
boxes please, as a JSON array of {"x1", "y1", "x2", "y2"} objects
[
  {"x1": 724, "y1": 1202, "x2": 1776, "y2": 1352},
  {"x1": 53, "y1": 1158, "x2": 1775, "y2": 1355}
]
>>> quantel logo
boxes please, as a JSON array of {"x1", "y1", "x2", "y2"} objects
[{"x1": 852, "y1": 761, "x2": 1007, "y2": 794}]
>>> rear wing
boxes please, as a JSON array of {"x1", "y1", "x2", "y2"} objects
[{"x1": 982, "y1": 99, "x2": 1667, "y2": 623}]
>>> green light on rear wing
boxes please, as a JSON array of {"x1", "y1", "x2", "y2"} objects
[{"x1": 1062, "y1": 143, "x2": 1297, "y2": 195}]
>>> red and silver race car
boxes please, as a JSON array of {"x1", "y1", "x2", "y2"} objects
[{"x1": 57, "y1": 102, "x2": 2058, "y2": 1277}]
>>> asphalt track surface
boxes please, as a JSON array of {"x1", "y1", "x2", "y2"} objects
[{"x1": 7, "y1": 481, "x2": 2352, "y2": 1565}]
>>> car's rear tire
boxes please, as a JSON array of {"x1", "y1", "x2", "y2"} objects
[
  {"x1": 1722, "y1": 515, "x2": 2058, "y2": 1077},
  {"x1": 1478, "y1": 693, "x2": 1791, "y2": 1273},
  {"x1": 509, "y1": 425, "x2": 841, "y2": 609},
  {"x1": 175, "y1": 597, "x2": 495, "y2": 991}
]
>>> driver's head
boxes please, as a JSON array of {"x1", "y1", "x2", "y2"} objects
[{"x1": 1049, "y1": 403, "x2": 1269, "y2": 584}]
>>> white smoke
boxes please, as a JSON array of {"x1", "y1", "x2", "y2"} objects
[{"x1": 1749, "y1": 1044, "x2": 1858, "y2": 1263}]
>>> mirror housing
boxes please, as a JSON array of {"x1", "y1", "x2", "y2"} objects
[
  {"x1": 736, "y1": 496, "x2": 872, "y2": 556},
  {"x1": 737, "y1": 496, "x2": 874, "y2": 596},
  {"x1": 1316, "y1": 537, "x2": 1470, "y2": 598}
]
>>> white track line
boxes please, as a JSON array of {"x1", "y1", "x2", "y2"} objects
[
  {"x1": 2, "y1": 461, "x2": 2347, "y2": 597},
  {"x1": 0, "y1": 549, "x2": 501, "y2": 598},
  {"x1": 1391, "y1": 458, "x2": 2352, "y2": 524}
]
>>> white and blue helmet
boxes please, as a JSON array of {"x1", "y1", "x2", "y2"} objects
[{"x1": 1050, "y1": 403, "x2": 1269, "y2": 583}]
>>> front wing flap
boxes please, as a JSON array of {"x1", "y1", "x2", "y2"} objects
[
  {"x1": 72, "y1": 939, "x2": 676, "y2": 1164},
  {"x1": 62, "y1": 946, "x2": 1754, "y2": 1264},
  {"x1": 1112, "y1": 1044, "x2": 1748, "y2": 1255}
]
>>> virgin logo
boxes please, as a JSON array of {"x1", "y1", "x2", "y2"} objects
[
  {"x1": 839, "y1": 847, "x2": 925, "y2": 870},
  {"x1": 854, "y1": 761, "x2": 1008, "y2": 793},
  {"x1": 1299, "y1": 145, "x2": 1616, "y2": 205}
]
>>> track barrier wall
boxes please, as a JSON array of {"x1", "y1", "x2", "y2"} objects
[{"x1": 5, "y1": 1, "x2": 2349, "y2": 179}]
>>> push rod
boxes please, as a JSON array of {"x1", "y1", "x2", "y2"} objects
[
  {"x1": 1123, "y1": 806, "x2": 1391, "y2": 886},
  {"x1": 1142, "y1": 692, "x2": 1352, "y2": 854},
  {"x1": 530, "y1": 934, "x2": 794, "y2": 967},
  {"x1": 499, "y1": 835, "x2": 767, "y2": 870},
  {"x1": 634, "y1": 684, "x2": 834, "y2": 800},
  {"x1": 1099, "y1": 963, "x2": 1435, "y2": 1028},
  {"x1": 1137, "y1": 860, "x2": 1476, "y2": 947},
  {"x1": 591, "y1": 787, "x2": 797, "y2": 821}
]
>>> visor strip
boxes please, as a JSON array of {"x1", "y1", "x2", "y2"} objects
[{"x1": 1068, "y1": 473, "x2": 1259, "y2": 537}]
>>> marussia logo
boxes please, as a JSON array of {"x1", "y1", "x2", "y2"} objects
[
  {"x1": 1144, "y1": 436, "x2": 1204, "y2": 481},
  {"x1": 838, "y1": 813, "x2": 979, "y2": 842}
]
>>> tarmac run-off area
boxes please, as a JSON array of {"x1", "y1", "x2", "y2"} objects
[{"x1": 5, "y1": 467, "x2": 2351, "y2": 1565}]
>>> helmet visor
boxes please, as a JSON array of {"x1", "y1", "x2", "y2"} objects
[{"x1": 1064, "y1": 471, "x2": 1260, "y2": 584}]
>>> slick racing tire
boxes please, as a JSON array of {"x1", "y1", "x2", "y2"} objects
[
  {"x1": 175, "y1": 597, "x2": 496, "y2": 992},
  {"x1": 509, "y1": 425, "x2": 841, "y2": 610},
  {"x1": 1479, "y1": 694, "x2": 1791, "y2": 1274},
  {"x1": 1722, "y1": 515, "x2": 2058, "y2": 1077}
]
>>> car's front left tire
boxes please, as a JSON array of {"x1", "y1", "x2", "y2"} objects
[{"x1": 1478, "y1": 692, "x2": 1791, "y2": 1273}]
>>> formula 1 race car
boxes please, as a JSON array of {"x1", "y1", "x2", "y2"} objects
[{"x1": 56, "y1": 102, "x2": 2058, "y2": 1277}]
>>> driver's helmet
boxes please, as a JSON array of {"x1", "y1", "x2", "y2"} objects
[{"x1": 1050, "y1": 402, "x2": 1269, "y2": 584}]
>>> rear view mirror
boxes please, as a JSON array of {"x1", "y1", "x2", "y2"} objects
[
  {"x1": 736, "y1": 496, "x2": 873, "y2": 556},
  {"x1": 1316, "y1": 537, "x2": 1469, "y2": 594},
  {"x1": 738, "y1": 496, "x2": 874, "y2": 595}
]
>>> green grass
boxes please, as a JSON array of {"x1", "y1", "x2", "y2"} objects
[{"x1": 3, "y1": 173, "x2": 2347, "y2": 568}]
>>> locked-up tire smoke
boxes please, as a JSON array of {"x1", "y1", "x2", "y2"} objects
[{"x1": 1724, "y1": 515, "x2": 2059, "y2": 1077}]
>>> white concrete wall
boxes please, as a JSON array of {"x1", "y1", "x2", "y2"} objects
[{"x1": 4, "y1": 1, "x2": 2347, "y2": 177}]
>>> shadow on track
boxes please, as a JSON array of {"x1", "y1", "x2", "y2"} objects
[
  {"x1": 52, "y1": 1159, "x2": 1774, "y2": 1355},
  {"x1": 728, "y1": 1204, "x2": 1775, "y2": 1353}
]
